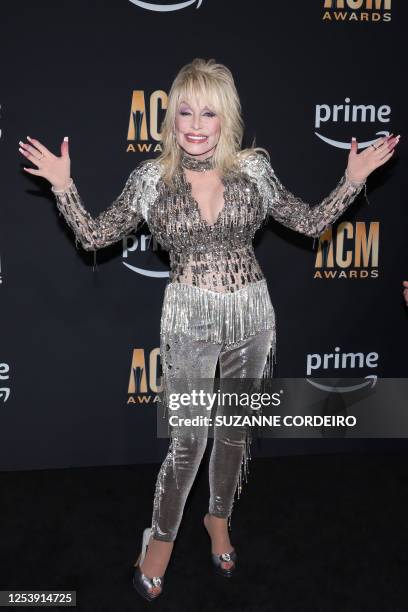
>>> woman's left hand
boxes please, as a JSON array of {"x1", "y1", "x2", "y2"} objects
[{"x1": 346, "y1": 134, "x2": 400, "y2": 183}]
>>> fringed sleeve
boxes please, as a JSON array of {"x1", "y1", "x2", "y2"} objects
[
  {"x1": 243, "y1": 152, "x2": 367, "y2": 246},
  {"x1": 51, "y1": 161, "x2": 158, "y2": 267}
]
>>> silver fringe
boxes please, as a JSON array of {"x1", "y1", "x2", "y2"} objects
[
  {"x1": 51, "y1": 151, "x2": 367, "y2": 534},
  {"x1": 158, "y1": 279, "x2": 277, "y2": 530}
]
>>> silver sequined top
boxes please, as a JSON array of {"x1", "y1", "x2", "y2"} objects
[
  {"x1": 51, "y1": 150, "x2": 366, "y2": 294},
  {"x1": 51, "y1": 150, "x2": 366, "y2": 379}
]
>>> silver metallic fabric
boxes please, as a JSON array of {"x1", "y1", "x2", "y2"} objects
[
  {"x1": 51, "y1": 149, "x2": 366, "y2": 536},
  {"x1": 151, "y1": 328, "x2": 275, "y2": 541},
  {"x1": 52, "y1": 150, "x2": 366, "y2": 383}
]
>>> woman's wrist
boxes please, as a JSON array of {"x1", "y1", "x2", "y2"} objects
[
  {"x1": 51, "y1": 177, "x2": 73, "y2": 194},
  {"x1": 345, "y1": 168, "x2": 367, "y2": 186}
]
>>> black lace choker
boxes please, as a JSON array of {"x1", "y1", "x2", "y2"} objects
[{"x1": 180, "y1": 151, "x2": 215, "y2": 172}]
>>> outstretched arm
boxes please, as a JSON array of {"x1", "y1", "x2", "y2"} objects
[
  {"x1": 257, "y1": 155, "x2": 366, "y2": 238},
  {"x1": 245, "y1": 134, "x2": 398, "y2": 239},
  {"x1": 18, "y1": 136, "x2": 151, "y2": 253},
  {"x1": 51, "y1": 167, "x2": 146, "y2": 252}
]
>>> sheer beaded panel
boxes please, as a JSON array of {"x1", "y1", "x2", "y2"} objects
[
  {"x1": 51, "y1": 150, "x2": 366, "y2": 390},
  {"x1": 147, "y1": 164, "x2": 267, "y2": 293},
  {"x1": 51, "y1": 151, "x2": 366, "y2": 281}
]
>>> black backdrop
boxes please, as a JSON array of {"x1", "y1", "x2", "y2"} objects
[{"x1": 1, "y1": 0, "x2": 407, "y2": 471}]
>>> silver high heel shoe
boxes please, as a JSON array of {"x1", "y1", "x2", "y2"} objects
[
  {"x1": 211, "y1": 548, "x2": 238, "y2": 578},
  {"x1": 203, "y1": 513, "x2": 238, "y2": 578},
  {"x1": 132, "y1": 527, "x2": 164, "y2": 602}
]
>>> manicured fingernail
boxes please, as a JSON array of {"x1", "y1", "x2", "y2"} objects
[
  {"x1": 27, "y1": 136, "x2": 32, "y2": 141},
  {"x1": 63, "y1": 136, "x2": 69, "y2": 141},
  {"x1": 352, "y1": 137, "x2": 356, "y2": 141}
]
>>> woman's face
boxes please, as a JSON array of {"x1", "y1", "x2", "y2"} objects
[{"x1": 174, "y1": 97, "x2": 221, "y2": 159}]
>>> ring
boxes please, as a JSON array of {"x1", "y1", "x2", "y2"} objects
[{"x1": 371, "y1": 143, "x2": 378, "y2": 150}]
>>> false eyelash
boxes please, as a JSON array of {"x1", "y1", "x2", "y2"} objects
[{"x1": 179, "y1": 111, "x2": 216, "y2": 117}]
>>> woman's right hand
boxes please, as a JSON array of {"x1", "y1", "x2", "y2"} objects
[{"x1": 18, "y1": 136, "x2": 71, "y2": 191}]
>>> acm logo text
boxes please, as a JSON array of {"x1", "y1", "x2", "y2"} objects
[
  {"x1": 127, "y1": 347, "x2": 163, "y2": 404},
  {"x1": 127, "y1": 90, "x2": 167, "y2": 154},
  {"x1": 314, "y1": 221, "x2": 379, "y2": 279},
  {"x1": 323, "y1": 0, "x2": 391, "y2": 21}
]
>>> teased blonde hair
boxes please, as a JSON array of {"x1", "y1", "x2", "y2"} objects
[{"x1": 152, "y1": 58, "x2": 268, "y2": 186}]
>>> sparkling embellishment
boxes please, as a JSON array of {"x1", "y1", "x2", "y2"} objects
[
  {"x1": 180, "y1": 150, "x2": 215, "y2": 172},
  {"x1": 152, "y1": 577, "x2": 162, "y2": 587},
  {"x1": 221, "y1": 552, "x2": 232, "y2": 562},
  {"x1": 51, "y1": 150, "x2": 367, "y2": 523}
]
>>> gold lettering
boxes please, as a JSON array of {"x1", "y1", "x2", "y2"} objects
[
  {"x1": 127, "y1": 91, "x2": 148, "y2": 141},
  {"x1": 324, "y1": 0, "x2": 391, "y2": 8},
  {"x1": 315, "y1": 227, "x2": 334, "y2": 268},
  {"x1": 347, "y1": 0, "x2": 363, "y2": 9},
  {"x1": 149, "y1": 348, "x2": 162, "y2": 393},
  {"x1": 355, "y1": 222, "x2": 379, "y2": 267},
  {"x1": 366, "y1": 0, "x2": 391, "y2": 8},
  {"x1": 128, "y1": 348, "x2": 148, "y2": 394},
  {"x1": 336, "y1": 222, "x2": 353, "y2": 268}
]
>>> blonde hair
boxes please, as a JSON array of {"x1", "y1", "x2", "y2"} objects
[{"x1": 151, "y1": 58, "x2": 268, "y2": 186}]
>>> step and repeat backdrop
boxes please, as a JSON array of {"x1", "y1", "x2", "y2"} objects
[{"x1": 0, "y1": 1, "x2": 407, "y2": 471}]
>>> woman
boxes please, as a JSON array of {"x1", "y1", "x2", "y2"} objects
[{"x1": 18, "y1": 58, "x2": 398, "y2": 602}]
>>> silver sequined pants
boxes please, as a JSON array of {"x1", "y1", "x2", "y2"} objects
[{"x1": 150, "y1": 328, "x2": 274, "y2": 542}]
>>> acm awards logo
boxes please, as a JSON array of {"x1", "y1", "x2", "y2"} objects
[
  {"x1": 126, "y1": 90, "x2": 167, "y2": 154},
  {"x1": 0, "y1": 361, "x2": 11, "y2": 403},
  {"x1": 128, "y1": 0, "x2": 203, "y2": 11},
  {"x1": 322, "y1": 0, "x2": 391, "y2": 22},
  {"x1": 314, "y1": 221, "x2": 379, "y2": 279},
  {"x1": 127, "y1": 346, "x2": 163, "y2": 405}
]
